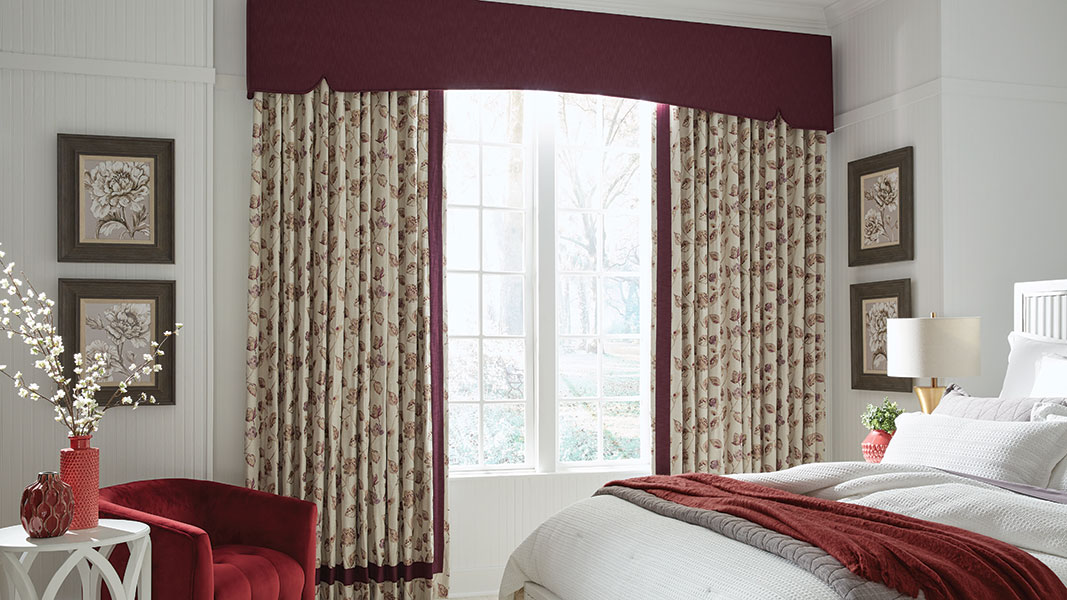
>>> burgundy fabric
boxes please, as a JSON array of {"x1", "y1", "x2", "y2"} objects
[
  {"x1": 214, "y1": 545, "x2": 304, "y2": 600},
  {"x1": 428, "y1": 88, "x2": 446, "y2": 576},
  {"x1": 246, "y1": 0, "x2": 834, "y2": 132},
  {"x1": 100, "y1": 478, "x2": 317, "y2": 600},
  {"x1": 654, "y1": 103, "x2": 672, "y2": 476},
  {"x1": 607, "y1": 474, "x2": 1067, "y2": 600}
]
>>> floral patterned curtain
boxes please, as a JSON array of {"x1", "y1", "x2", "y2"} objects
[
  {"x1": 653, "y1": 106, "x2": 827, "y2": 475},
  {"x1": 245, "y1": 82, "x2": 448, "y2": 599}
]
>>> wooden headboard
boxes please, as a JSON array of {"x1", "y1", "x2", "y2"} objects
[{"x1": 1015, "y1": 279, "x2": 1067, "y2": 340}]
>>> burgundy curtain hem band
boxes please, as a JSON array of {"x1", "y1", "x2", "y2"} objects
[
  {"x1": 318, "y1": 562, "x2": 436, "y2": 586},
  {"x1": 654, "y1": 103, "x2": 672, "y2": 476},
  {"x1": 428, "y1": 89, "x2": 446, "y2": 574}
]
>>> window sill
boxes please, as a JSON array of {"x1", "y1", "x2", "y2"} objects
[{"x1": 449, "y1": 464, "x2": 651, "y2": 480}]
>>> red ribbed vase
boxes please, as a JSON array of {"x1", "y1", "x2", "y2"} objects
[
  {"x1": 60, "y1": 435, "x2": 99, "y2": 529},
  {"x1": 20, "y1": 472, "x2": 74, "y2": 538},
  {"x1": 861, "y1": 429, "x2": 893, "y2": 464}
]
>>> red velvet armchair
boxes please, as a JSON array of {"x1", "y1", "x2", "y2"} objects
[{"x1": 99, "y1": 479, "x2": 317, "y2": 600}]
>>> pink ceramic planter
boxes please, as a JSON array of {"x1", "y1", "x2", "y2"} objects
[{"x1": 862, "y1": 429, "x2": 893, "y2": 463}]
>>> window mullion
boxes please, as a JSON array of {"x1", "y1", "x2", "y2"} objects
[{"x1": 535, "y1": 92, "x2": 557, "y2": 474}]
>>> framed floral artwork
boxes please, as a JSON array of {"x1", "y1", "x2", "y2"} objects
[
  {"x1": 847, "y1": 147, "x2": 913, "y2": 266},
  {"x1": 58, "y1": 134, "x2": 175, "y2": 263},
  {"x1": 850, "y1": 279, "x2": 912, "y2": 392},
  {"x1": 58, "y1": 279, "x2": 177, "y2": 406}
]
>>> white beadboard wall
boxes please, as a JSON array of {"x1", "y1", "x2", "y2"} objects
[
  {"x1": 826, "y1": 0, "x2": 943, "y2": 461},
  {"x1": 0, "y1": 0, "x2": 214, "y2": 565}
]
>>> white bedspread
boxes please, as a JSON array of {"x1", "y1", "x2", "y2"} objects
[{"x1": 499, "y1": 462, "x2": 1067, "y2": 600}]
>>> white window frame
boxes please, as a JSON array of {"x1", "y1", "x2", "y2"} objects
[{"x1": 446, "y1": 91, "x2": 652, "y2": 475}]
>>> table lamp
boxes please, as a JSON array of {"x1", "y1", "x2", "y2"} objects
[{"x1": 886, "y1": 313, "x2": 981, "y2": 413}]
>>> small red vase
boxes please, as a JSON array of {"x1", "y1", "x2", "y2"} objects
[
  {"x1": 60, "y1": 435, "x2": 100, "y2": 530},
  {"x1": 20, "y1": 472, "x2": 74, "y2": 538},
  {"x1": 862, "y1": 429, "x2": 893, "y2": 463}
]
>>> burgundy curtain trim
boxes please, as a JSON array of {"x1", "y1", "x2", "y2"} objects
[
  {"x1": 654, "y1": 104, "x2": 672, "y2": 476},
  {"x1": 428, "y1": 89, "x2": 446, "y2": 574},
  {"x1": 246, "y1": 0, "x2": 834, "y2": 132},
  {"x1": 318, "y1": 562, "x2": 435, "y2": 586}
]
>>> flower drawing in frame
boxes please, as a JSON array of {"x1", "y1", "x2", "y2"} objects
[
  {"x1": 59, "y1": 279, "x2": 176, "y2": 406},
  {"x1": 860, "y1": 168, "x2": 899, "y2": 250},
  {"x1": 82, "y1": 300, "x2": 157, "y2": 386},
  {"x1": 80, "y1": 157, "x2": 155, "y2": 243},
  {"x1": 58, "y1": 134, "x2": 174, "y2": 263},
  {"x1": 851, "y1": 279, "x2": 912, "y2": 392},
  {"x1": 848, "y1": 147, "x2": 913, "y2": 266},
  {"x1": 861, "y1": 297, "x2": 897, "y2": 374}
]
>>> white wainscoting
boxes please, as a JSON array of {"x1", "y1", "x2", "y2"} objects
[
  {"x1": 0, "y1": 1, "x2": 215, "y2": 594},
  {"x1": 448, "y1": 468, "x2": 649, "y2": 597}
]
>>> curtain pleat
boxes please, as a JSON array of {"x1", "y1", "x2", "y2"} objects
[
  {"x1": 654, "y1": 106, "x2": 827, "y2": 475},
  {"x1": 246, "y1": 81, "x2": 448, "y2": 599}
]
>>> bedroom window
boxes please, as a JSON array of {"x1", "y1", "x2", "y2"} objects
[{"x1": 445, "y1": 90, "x2": 652, "y2": 473}]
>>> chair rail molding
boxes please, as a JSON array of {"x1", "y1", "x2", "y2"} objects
[{"x1": 0, "y1": 51, "x2": 216, "y2": 85}]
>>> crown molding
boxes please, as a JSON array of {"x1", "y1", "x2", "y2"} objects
[
  {"x1": 480, "y1": 0, "x2": 832, "y2": 35},
  {"x1": 823, "y1": 0, "x2": 888, "y2": 28}
]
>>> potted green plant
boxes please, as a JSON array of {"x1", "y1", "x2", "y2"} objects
[{"x1": 860, "y1": 398, "x2": 904, "y2": 463}]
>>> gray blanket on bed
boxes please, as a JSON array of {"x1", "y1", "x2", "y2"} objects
[{"x1": 594, "y1": 486, "x2": 913, "y2": 600}]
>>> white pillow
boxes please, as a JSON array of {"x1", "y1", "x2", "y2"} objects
[
  {"x1": 881, "y1": 412, "x2": 1067, "y2": 487},
  {"x1": 1031, "y1": 401, "x2": 1067, "y2": 489},
  {"x1": 1032, "y1": 400, "x2": 1067, "y2": 422},
  {"x1": 1031, "y1": 354, "x2": 1067, "y2": 397},
  {"x1": 1000, "y1": 332, "x2": 1067, "y2": 399},
  {"x1": 934, "y1": 385, "x2": 1036, "y2": 421}
]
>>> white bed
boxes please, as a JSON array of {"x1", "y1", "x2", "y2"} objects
[{"x1": 499, "y1": 279, "x2": 1067, "y2": 600}]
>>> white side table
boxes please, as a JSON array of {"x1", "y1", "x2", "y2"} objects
[{"x1": 0, "y1": 519, "x2": 150, "y2": 600}]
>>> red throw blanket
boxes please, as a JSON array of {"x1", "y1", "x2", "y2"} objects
[{"x1": 607, "y1": 474, "x2": 1067, "y2": 600}]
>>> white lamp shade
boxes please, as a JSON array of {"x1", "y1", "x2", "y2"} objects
[{"x1": 886, "y1": 317, "x2": 981, "y2": 378}]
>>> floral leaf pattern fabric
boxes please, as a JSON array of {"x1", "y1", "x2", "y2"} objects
[
  {"x1": 246, "y1": 82, "x2": 447, "y2": 599},
  {"x1": 655, "y1": 107, "x2": 827, "y2": 475}
]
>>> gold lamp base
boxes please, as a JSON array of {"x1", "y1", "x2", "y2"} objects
[{"x1": 914, "y1": 385, "x2": 945, "y2": 414}]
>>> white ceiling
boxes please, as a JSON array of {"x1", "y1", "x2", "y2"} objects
[{"x1": 481, "y1": 0, "x2": 883, "y2": 34}]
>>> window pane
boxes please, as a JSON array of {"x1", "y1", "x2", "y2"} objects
[
  {"x1": 483, "y1": 403, "x2": 526, "y2": 465},
  {"x1": 602, "y1": 97, "x2": 641, "y2": 149},
  {"x1": 448, "y1": 403, "x2": 480, "y2": 466},
  {"x1": 602, "y1": 152, "x2": 642, "y2": 210},
  {"x1": 603, "y1": 276, "x2": 640, "y2": 334},
  {"x1": 559, "y1": 401, "x2": 598, "y2": 462},
  {"x1": 603, "y1": 401, "x2": 640, "y2": 460},
  {"x1": 447, "y1": 208, "x2": 480, "y2": 270},
  {"x1": 447, "y1": 273, "x2": 479, "y2": 335},
  {"x1": 603, "y1": 214, "x2": 640, "y2": 271},
  {"x1": 444, "y1": 143, "x2": 479, "y2": 206},
  {"x1": 557, "y1": 212, "x2": 600, "y2": 271},
  {"x1": 482, "y1": 147, "x2": 525, "y2": 208},
  {"x1": 446, "y1": 91, "x2": 481, "y2": 141},
  {"x1": 559, "y1": 338, "x2": 597, "y2": 398},
  {"x1": 558, "y1": 94, "x2": 598, "y2": 146},
  {"x1": 555, "y1": 148, "x2": 601, "y2": 209},
  {"x1": 602, "y1": 339, "x2": 640, "y2": 397},
  {"x1": 482, "y1": 275, "x2": 524, "y2": 336},
  {"x1": 483, "y1": 210, "x2": 524, "y2": 271},
  {"x1": 558, "y1": 276, "x2": 597, "y2": 335},
  {"x1": 447, "y1": 338, "x2": 479, "y2": 402},
  {"x1": 483, "y1": 339, "x2": 525, "y2": 401},
  {"x1": 481, "y1": 91, "x2": 524, "y2": 144}
]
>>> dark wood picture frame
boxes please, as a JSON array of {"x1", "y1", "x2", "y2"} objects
[
  {"x1": 58, "y1": 134, "x2": 175, "y2": 263},
  {"x1": 848, "y1": 146, "x2": 913, "y2": 266},
  {"x1": 58, "y1": 279, "x2": 177, "y2": 407},
  {"x1": 850, "y1": 279, "x2": 912, "y2": 392}
]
